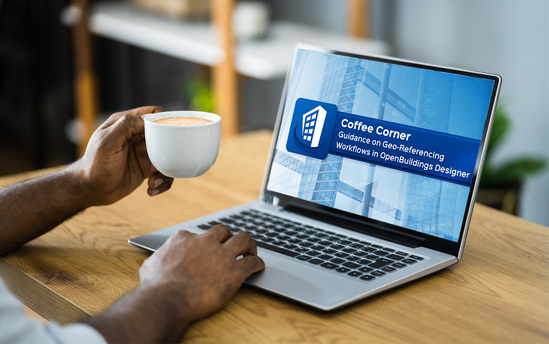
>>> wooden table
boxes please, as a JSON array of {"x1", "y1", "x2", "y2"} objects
[{"x1": 1, "y1": 130, "x2": 548, "y2": 343}]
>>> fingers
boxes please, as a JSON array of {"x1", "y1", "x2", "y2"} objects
[
  {"x1": 147, "y1": 172, "x2": 174, "y2": 196},
  {"x1": 227, "y1": 232, "x2": 265, "y2": 275},
  {"x1": 103, "y1": 106, "x2": 163, "y2": 129},
  {"x1": 204, "y1": 227, "x2": 265, "y2": 273},
  {"x1": 237, "y1": 254, "x2": 266, "y2": 274},
  {"x1": 229, "y1": 231, "x2": 258, "y2": 256},
  {"x1": 205, "y1": 224, "x2": 234, "y2": 243}
]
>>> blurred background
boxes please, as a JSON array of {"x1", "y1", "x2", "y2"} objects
[{"x1": 0, "y1": 0, "x2": 547, "y2": 226}]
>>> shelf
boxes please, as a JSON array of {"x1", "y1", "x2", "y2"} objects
[{"x1": 62, "y1": 2, "x2": 389, "y2": 80}]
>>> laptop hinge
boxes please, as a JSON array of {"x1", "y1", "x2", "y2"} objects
[{"x1": 284, "y1": 203, "x2": 425, "y2": 248}]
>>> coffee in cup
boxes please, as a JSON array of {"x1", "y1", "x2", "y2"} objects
[
  {"x1": 144, "y1": 111, "x2": 221, "y2": 178},
  {"x1": 153, "y1": 117, "x2": 213, "y2": 126}
]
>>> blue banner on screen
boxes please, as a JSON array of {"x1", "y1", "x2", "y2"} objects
[{"x1": 287, "y1": 98, "x2": 480, "y2": 185}]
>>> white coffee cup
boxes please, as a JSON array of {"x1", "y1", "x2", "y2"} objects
[{"x1": 144, "y1": 111, "x2": 221, "y2": 178}]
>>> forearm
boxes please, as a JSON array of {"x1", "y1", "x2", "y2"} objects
[
  {"x1": 85, "y1": 282, "x2": 193, "y2": 343},
  {"x1": 0, "y1": 164, "x2": 92, "y2": 256}
]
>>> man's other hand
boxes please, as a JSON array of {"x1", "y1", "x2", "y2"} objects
[
  {"x1": 70, "y1": 106, "x2": 174, "y2": 206},
  {"x1": 140, "y1": 225, "x2": 266, "y2": 322}
]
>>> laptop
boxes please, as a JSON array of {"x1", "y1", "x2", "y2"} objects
[{"x1": 130, "y1": 43, "x2": 501, "y2": 311}]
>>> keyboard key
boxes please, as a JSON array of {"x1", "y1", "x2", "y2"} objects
[
  {"x1": 335, "y1": 267, "x2": 351, "y2": 273},
  {"x1": 381, "y1": 266, "x2": 396, "y2": 273},
  {"x1": 342, "y1": 248, "x2": 357, "y2": 254},
  {"x1": 322, "y1": 249, "x2": 338, "y2": 255},
  {"x1": 307, "y1": 251, "x2": 321, "y2": 256},
  {"x1": 362, "y1": 247, "x2": 377, "y2": 253},
  {"x1": 402, "y1": 259, "x2": 417, "y2": 264},
  {"x1": 357, "y1": 259, "x2": 373, "y2": 265},
  {"x1": 255, "y1": 241, "x2": 299, "y2": 257},
  {"x1": 330, "y1": 258, "x2": 346, "y2": 264},
  {"x1": 283, "y1": 244, "x2": 298, "y2": 250},
  {"x1": 346, "y1": 256, "x2": 360, "y2": 262},
  {"x1": 335, "y1": 252, "x2": 350, "y2": 258},
  {"x1": 409, "y1": 255, "x2": 424, "y2": 260},
  {"x1": 308, "y1": 259, "x2": 323, "y2": 265},
  {"x1": 318, "y1": 254, "x2": 333, "y2": 260},
  {"x1": 371, "y1": 271, "x2": 386, "y2": 276},
  {"x1": 347, "y1": 271, "x2": 363, "y2": 277},
  {"x1": 386, "y1": 254, "x2": 405, "y2": 260},
  {"x1": 396, "y1": 251, "x2": 409, "y2": 256},
  {"x1": 296, "y1": 255, "x2": 311, "y2": 261},
  {"x1": 349, "y1": 243, "x2": 366, "y2": 249},
  {"x1": 358, "y1": 266, "x2": 373, "y2": 273},
  {"x1": 197, "y1": 224, "x2": 211, "y2": 230},
  {"x1": 360, "y1": 275, "x2": 376, "y2": 281},
  {"x1": 318, "y1": 241, "x2": 332, "y2": 246},
  {"x1": 320, "y1": 263, "x2": 338, "y2": 269},
  {"x1": 368, "y1": 258, "x2": 393, "y2": 269},
  {"x1": 343, "y1": 262, "x2": 361, "y2": 269},
  {"x1": 294, "y1": 247, "x2": 309, "y2": 253},
  {"x1": 330, "y1": 244, "x2": 345, "y2": 250},
  {"x1": 374, "y1": 250, "x2": 389, "y2": 256},
  {"x1": 392, "y1": 262, "x2": 406, "y2": 268}
]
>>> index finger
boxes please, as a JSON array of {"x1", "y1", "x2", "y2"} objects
[
  {"x1": 225, "y1": 232, "x2": 259, "y2": 257},
  {"x1": 102, "y1": 106, "x2": 163, "y2": 129}
]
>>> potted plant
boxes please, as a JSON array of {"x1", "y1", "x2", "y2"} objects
[{"x1": 477, "y1": 104, "x2": 547, "y2": 214}]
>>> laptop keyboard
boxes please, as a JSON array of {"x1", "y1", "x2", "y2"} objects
[{"x1": 197, "y1": 209, "x2": 425, "y2": 282}]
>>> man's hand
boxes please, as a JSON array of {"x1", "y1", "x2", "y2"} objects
[
  {"x1": 0, "y1": 106, "x2": 176, "y2": 255},
  {"x1": 140, "y1": 225, "x2": 266, "y2": 320},
  {"x1": 70, "y1": 106, "x2": 174, "y2": 206},
  {"x1": 87, "y1": 226, "x2": 265, "y2": 343}
]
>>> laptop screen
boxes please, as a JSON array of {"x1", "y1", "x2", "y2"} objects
[{"x1": 263, "y1": 44, "x2": 500, "y2": 253}]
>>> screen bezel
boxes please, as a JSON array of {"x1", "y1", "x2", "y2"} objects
[{"x1": 260, "y1": 43, "x2": 502, "y2": 257}]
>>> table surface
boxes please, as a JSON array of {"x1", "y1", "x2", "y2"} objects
[{"x1": 0, "y1": 130, "x2": 548, "y2": 343}]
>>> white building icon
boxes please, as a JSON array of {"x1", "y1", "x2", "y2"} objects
[{"x1": 302, "y1": 106, "x2": 327, "y2": 148}]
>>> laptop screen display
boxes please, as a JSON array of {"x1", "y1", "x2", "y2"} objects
[{"x1": 266, "y1": 46, "x2": 498, "y2": 243}]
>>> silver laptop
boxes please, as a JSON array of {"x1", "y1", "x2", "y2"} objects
[{"x1": 130, "y1": 43, "x2": 501, "y2": 311}]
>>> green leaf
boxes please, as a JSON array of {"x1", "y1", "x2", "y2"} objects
[
  {"x1": 480, "y1": 157, "x2": 547, "y2": 188},
  {"x1": 485, "y1": 105, "x2": 510, "y2": 163}
]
